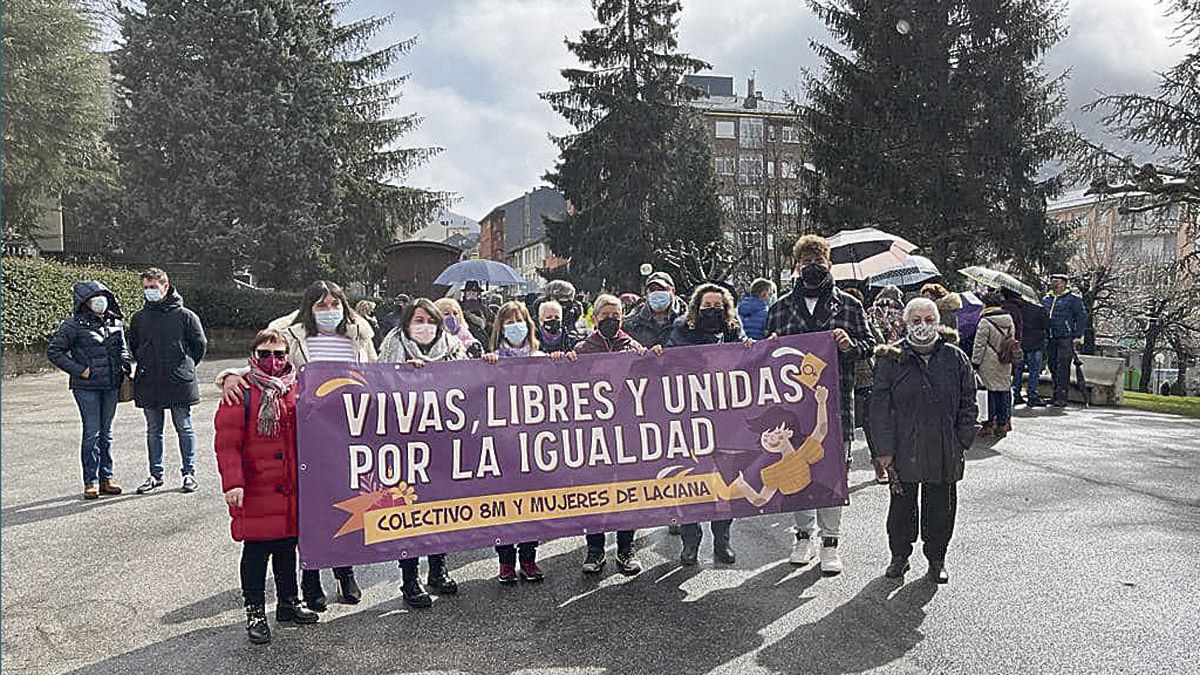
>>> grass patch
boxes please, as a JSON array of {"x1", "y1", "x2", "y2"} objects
[{"x1": 1123, "y1": 392, "x2": 1200, "y2": 419}]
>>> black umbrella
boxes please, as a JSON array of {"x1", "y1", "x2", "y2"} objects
[{"x1": 1072, "y1": 355, "x2": 1089, "y2": 407}]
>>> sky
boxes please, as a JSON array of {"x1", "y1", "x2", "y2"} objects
[{"x1": 338, "y1": 0, "x2": 1189, "y2": 221}]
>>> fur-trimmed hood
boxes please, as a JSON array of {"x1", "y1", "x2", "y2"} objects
[{"x1": 874, "y1": 326, "x2": 960, "y2": 363}]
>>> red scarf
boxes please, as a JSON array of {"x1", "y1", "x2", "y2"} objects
[{"x1": 245, "y1": 356, "x2": 296, "y2": 437}]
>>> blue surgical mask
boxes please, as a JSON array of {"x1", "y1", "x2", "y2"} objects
[
  {"x1": 648, "y1": 290, "x2": 672, "y2": 311},
  {"x1": 314, "y1": 308, "x2": 343, "y2": 332},
  {"x1": 503, "y1": 322, "x2": 529, "y2": 346},
  {"x1": 143, "y1": 287, "x2": 163, "y2": 303},
  {"x1": 87, "y1": 296, "x2": 108, "y2": 315}
]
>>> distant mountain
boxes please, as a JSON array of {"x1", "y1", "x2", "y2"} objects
[{"x1": 431, "y1": 209, "x2": 480, "y2": 233}]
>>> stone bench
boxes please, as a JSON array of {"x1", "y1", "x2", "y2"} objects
[{"x1": 1032, "y1": 355, "x2": 1125, "y2": 405}]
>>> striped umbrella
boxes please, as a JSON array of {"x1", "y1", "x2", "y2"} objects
[
  {"x1": 867, "y1": 255, "x2": 941, "y2": 288},
  {"x1": 827, "y1": 227, "x2": 918, "y2": 281}
]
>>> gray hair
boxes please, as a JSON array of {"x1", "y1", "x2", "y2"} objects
[
  {"x1": 593, "y1": 293, "x2": 622, "y2": 314},
  {"x1": 902, "y1": 297, "x2": 940, "y2": 324},
  {"x1": 545, "y1": 279, "x2": 576, "y2": 300}
]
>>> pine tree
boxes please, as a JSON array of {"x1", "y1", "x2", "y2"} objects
[
  {"x1": 801, "y1": 0, "x2": 1070, "y2": 277},
  {"x1": 2, "y1": 0, "x2": 108, "y2": 240},
  {"x1": 542, "y1": 0, "x2": 723, "y2": 291},
  {"x1": 113, "y1": 0, "x2": 341, "y2": 286},
  {"x1": 326, "y1": 20, "x2": 448, "y2": 291}
]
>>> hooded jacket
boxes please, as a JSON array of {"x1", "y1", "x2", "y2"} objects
[
  {"x1": 624, "y1": 296, "x2": 686, "y2": 349},
  {"x1": 736, "y1": 295, "x2": 770, "y2": 340},
  {"x1": 870, "y1": 328, "x2": 978, "y2": 483},
  {"x1": 46, "y1": 281, "x2": 131, "y2": 391},
  {"x1": 972, "y1": 308, "x2": 1016, "y2": 391},
  {"x1": 128, "y1": 286, "x2": 208, "y2": 408}
]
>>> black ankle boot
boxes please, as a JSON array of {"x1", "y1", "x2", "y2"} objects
[
  {"x1": 401, "y1": 577, "x2": 432, "y2": 608},
  {"x1": 276, "y1": 597, "x2": 320, "y2": 624},
  {"x1": 301, "y1": 570, "x2": 327, "y2": 612},
  {"x1": 927, "y1": 560, "x2": 949, "y2": 584},
  {"x1": 334, "y1": 569, "x2": 362, "y2": 605},
  {"x1": 885, "y1": 556, "x2": 910, "y2": 579},
  {"x1": 713, "y1": 542, "x2": 736, "y2": 565},
  {"x1": 680, "y1": 542, "x2": 699, "y2": 566},
  {"x1": 427, "y1": 561, "x2": 458, "y2": 595},
  {"x1": 245, "y1": 603, "x2": 271, "y2": 644}
]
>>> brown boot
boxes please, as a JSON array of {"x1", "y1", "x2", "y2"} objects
[
  {"x1": 83, "y1": 484, "x2": 100, "y2": 500},
  {"x1": 99, "y1": 479, "x2": 123, "y2": 495}
]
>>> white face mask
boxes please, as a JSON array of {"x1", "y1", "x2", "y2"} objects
[
  {"x1": 409, "y1": 323, "x2": 438, "y2": 345},
  {"x1": 908, "y1": 322, "x2": 939, "y2": 344},
  {"x1": 88, "y1": 296, "x2": 109, "y2": 315}
]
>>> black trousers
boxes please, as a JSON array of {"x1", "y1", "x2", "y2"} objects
[
  {"x1": 887, "y1": 482, "x2": 958, "y2": 563},
  {"x1": 398, "y1": 554, "x2": 447, "y2": 580},
  {"x1": 586, "y1": 531, "x2": 635, "y2": 555},
  {"x1": 495, "y1": 542, "x2": 539, "y2": 565},
  {"x1": 301, "y1": 565, "x2": 353, "y2": 596},
  {"x1": 855, "y1": 387, "x2": 874, "y2": 451},
  {"x1": 241, "y1": 537, "x2": 298, "y2": 606},
  {"x1": 1046, "y1": 337, "x2": 1074, "y2": 402},
  {"x1": 680, "y1": 519, "x2": 732, "y2": 547}
]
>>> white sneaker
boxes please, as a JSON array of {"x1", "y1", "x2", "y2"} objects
[
  {"x1": 789, "y1": 537, "x2": 820, "y2": 565},
  {"x1": 820, "y1": 544, "x2": 843, "y2": 575}
]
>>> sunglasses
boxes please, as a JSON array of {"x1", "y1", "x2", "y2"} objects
[{"x1": 255, "y1": 349, "x2": 288, "y2": 359}]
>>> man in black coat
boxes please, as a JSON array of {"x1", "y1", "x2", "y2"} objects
[
  {"x1": 127, "y1": 268, "x2": 208, "y2": 494},
  {"x1": 1015, "y1": 299, "x2": 1050, "y2": 406}
]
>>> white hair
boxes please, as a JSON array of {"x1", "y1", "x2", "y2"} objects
[
  {"x1": 537, "y1": 299, "x2": 562, "y2": 318},
  {"x1": 593, "y1": 293, "x2": 622, "y2": 314},
  {"x1": 902, "y1": 297, "x2": 940, "y2": 324}
]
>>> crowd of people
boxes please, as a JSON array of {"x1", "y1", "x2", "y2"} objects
[{"x1": 46, "y1": 235, "x2": 1090, "y2": 644}]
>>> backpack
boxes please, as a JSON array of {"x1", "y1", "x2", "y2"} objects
[{"x1": 988, "y1": 318, "x2": 1023, "y2": 365}]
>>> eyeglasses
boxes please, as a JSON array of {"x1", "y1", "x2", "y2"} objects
[{"x1": 255, "y1": 349, "x2": 287, "y2": 359}]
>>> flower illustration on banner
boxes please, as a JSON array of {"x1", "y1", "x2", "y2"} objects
[{"x1": 332, "y1": 477, "x2": 421, "y2": 538}]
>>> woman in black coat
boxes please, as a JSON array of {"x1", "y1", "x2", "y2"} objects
[
  {"x1": 870, "y1": 297, "x2": 977, "y2": 584},
  {"x1": 47, "y1": 280, "x2": 132, "y2": 499},
  {"x1": 666, "y1": 283, "x2": 751, "y2": 567}
]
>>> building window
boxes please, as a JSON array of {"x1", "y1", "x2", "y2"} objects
[
  {"x1": 739, "y1": 118, "x2": 764, "y2": 149},
  {"x1": 740, "y1": 192, "x2": 763, "y2": 216},
  {"x1": 768, "y1": 125, "x2": 777, "y2": 142},
  {"x1": 781, "y1": 125, "x2": 800, "y2": 143},
  {"x1": 715, "y1": 120, "x2": 735, "y2": 138},
  {"x1": 719, "y1": 195, "x2": 736, "y2": 212},
  {"x1": 738, "y1": 154, "x2": 763, "y2": 182},
  {"x1": 779, "y1": 161, "x2": 797, "y2": 179},
  {"x1": 781, "y1": 198, "x2": 798, "y2": 215},
  {"x1": 715, "y1": 156, "x2": 736, "y2": 175}
]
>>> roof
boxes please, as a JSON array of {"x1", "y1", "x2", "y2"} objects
[
  {"x1": 383, "y1": 239, "x2": 462, "y2": 255},
  {"x1": 1047, "y1": 186, "x2": 1148, "y2": 212},
  {"x1": 689, "y1": 95, "x2": 794, "y2": 117}
]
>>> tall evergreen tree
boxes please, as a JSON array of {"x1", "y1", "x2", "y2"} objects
[
  {"x1": 542, "y1": 0, "x2": 723, "y2": 291},
  {"x1": 2, "y1": 0, "x2": 108, "y2": 240},
  {"x1": 326, "y1": 21, "x2": 448, "y2": 291},
  {"x1": 113, "y1": 2, "x2": 442, "y2": 289},
  {"x1": 114, "y1": 0, "x2": 340, "y2": 286},
  {"x1": 801, "y1": 0, "x2": 1070, "y2": 277}
]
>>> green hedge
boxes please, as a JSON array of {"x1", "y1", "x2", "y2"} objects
[
  {"x1": 1, "y1": 257, "x2": 302, "y2": 347},
  {"x1": 2, "y1": 258, "x2": 144, "y2": 347},
  {"x1": 180, "y1": 283, "x2": 301, "y2": 331}
]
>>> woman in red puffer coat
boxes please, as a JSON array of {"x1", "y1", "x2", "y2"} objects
[{"x1": 214, "y1": 329, "x2": 319, "y2": 645}]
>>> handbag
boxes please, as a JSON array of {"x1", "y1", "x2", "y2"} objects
[{"x1": 118, "y1": 374, "x2": 135, "y2": 403}]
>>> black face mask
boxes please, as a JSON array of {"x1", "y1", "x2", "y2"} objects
[
  {"x1": 541, "y1": 319, "x2": 562, "y2": 335},
  {"x1": 800, "y1": 263, "x2": 831, "y2": 288},
  {"x1": 598, "y1": 317, "x2": 621, "y2": 339},
  {"x1": 699, "y1": 307, "x2": 725, "y2": 333}
]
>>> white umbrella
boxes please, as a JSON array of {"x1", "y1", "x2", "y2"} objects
[
  {"x1": 867, "y1": 255, "x2": 941, "y2": 288},
  {"x1": 827, "y1": 227, "x2": 918, "y2": 281}
]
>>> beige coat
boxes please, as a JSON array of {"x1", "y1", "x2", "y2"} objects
[
  {"x1": 972, "y1": 309, "x2": 1015, "y2": 391},
  {"x1": 215, "y1": 313, "x2": 377, "y2": 387}
]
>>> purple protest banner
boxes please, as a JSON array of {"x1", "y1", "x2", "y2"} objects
[{"x1": 296, "y1": 332, "x2": 847, "y2": 569}]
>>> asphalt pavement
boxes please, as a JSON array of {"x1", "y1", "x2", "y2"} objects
[{"x1": 2, "y1": 359, "x2": 1198, "y2": 675}]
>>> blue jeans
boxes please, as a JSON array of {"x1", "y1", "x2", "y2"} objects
[
  {"x1": 144, "y1": 406, "x2": 196, "y2": 478},
  {"x1": 988, "y1": 391, "x2": 1012, "y2": 425},
  {"x1": 73, "y1": 389, "x2": 119, "y2": 485},
  {"x1": 1013, "y1": 349, "x2": 1044, "y2": 401}
]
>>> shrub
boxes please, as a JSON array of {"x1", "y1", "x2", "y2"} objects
[
  {"x1": 1, "y1": 257, "x2": 303, "y2": 347},
  {"x1": 2, "y1": 257, "x2": 144, "y2": 347}
]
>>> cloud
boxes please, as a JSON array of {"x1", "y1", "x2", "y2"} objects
[{"x1": 362, "y1": 0, "x2": 1187, "y2": 220}]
